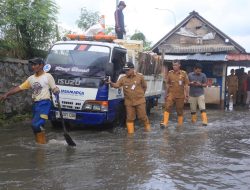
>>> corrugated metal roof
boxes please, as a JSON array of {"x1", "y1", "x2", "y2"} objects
[
  {"x1": 164, "y1": 53, "x2": 227, "y2": 61},
  {"x1": 226, "y1": 54, "x2": 250, "y2": 61},
  {"x1": 159, "y1": 44, "x2": 236, "y2": 53}
]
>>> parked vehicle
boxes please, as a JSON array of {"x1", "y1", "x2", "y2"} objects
[{"x1": 45, "y1": 35, "x2": 163, "y2": 127}]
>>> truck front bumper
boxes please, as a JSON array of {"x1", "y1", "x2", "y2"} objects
[{"x1": 49, "y1": 109, "x2": 109, "y2": 125}]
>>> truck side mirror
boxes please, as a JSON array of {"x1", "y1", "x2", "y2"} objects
[{"x1": 105, "y1": 62, "x2": 114, "y2": 76}]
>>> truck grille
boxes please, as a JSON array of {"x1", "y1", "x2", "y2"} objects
[{"x1": 54, "y1": 99, "x2": 83, "y2": 110}]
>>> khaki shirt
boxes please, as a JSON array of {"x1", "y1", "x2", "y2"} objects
[
  {"x1": 226, "y1": 75, "x2": 238, "y2": 88},
  {"x1": 166, "y1": 70, "x2": 189, "y2": 98},
  {"x1": 113, "y1": 72, "x2": 147, "y2": 106}
]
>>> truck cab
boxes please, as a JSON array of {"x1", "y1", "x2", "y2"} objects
[
  {"x1": 45, "y1": 36, "x2": 163, "y2": 128},
  {"x1": 46, "y1": 39, "x2": 127, "y2": 127}
]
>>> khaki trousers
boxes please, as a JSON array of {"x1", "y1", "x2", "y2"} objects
[
  {"x1": 228, "y1": 87, "x2": 237, "y2": 104},
  {"x1": 165, "y1": 95, "x2": 185, "y2": 116},
  {"x1": 189, "y1": 95, "x2": 206, "y2": 113},
  {"x1": 126, "y1": 103, "x2": 149, "y2": 124}
]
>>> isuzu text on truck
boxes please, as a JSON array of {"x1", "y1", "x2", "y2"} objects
[{"x1": 44, "y1": 35, "x2": 163, "y2": 127}]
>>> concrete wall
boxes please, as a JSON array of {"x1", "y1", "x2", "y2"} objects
[{"x1": 0, "y1": 58, "x2": 32, "y2": 114}]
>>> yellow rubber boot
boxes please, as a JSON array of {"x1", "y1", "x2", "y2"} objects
[
  {"x1": 160, "y1": 111, "x2": 169, "y2": 128},
  {"x1": 191, "y1": 113, "x2": 197, "y2": 123},
  {"x1": 144, "y1": 123, "x2": 151, "y2": 132},
  {"x1": 177, "y1": 116, "x2": 184, "y2": 127},
  {"x1": 127, "y1": 122, "x2": 135, "y2": 134},
  {"x1": 201, "y1": 112, "x2": 208, "y2": 126},
  {"x1": 35, "y1": 131, "x2": 46, "y2": 144}
]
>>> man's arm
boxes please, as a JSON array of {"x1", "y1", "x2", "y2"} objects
[
  {"x1": 110, "y1": 82, "x2": 120, "y2": 88},
  {"x1": 184, "y1": 84, "x2": 189, "y2": 98},
  {"x1": 164, "y1": 74, "x2": 170, "y2": 99},
  {"x1": 184, "y1": 73, "x2": 190, "y2": 100},
  {"x1": 188, "y1": 73, "x2": 195, "y2": 86},
  {"x1": 0, "y1": 86, "x2": 23, "y2": 102},
  {"x1": 236, "y1": 76, "x2": 238, "y2": 90},
  {"x1": 47, "y1": 73, "x2": 60, "y2": 94},
  {"x1": 109, "y1": 78, "x2": 122, "y2": 88},
  {"x1": 201, "y1": 74, "x2": 207, "y2": 87},
  {"x1": 114, "y1": 9, "x2": 121, "y2": 30},
  {"x1": 141, "y1": 75, "x2": 147, "y2": 93}
]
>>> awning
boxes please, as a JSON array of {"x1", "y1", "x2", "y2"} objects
[
  {"x1": 164, "y1": 53, "x2": 227, "y2": 61},
  {"x1": 226, "y1": 54, "x2": 250, "y2": 61},
  {"x1": 159, "y1": 44, "x2": 236, "y2": 53}
]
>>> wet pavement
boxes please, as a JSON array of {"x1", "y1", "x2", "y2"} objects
[{"x1": 1, "y1": 107, "x2": 250, "y2": 190}]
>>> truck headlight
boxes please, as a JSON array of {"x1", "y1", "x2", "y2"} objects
[
  {"x1": 92, "y1": 104, "x2": 101, "y2": 111},
  {"x1": 82, "y1": 101, "x2": 108, "y2": 112},
  {"x1": 83, "y1": 103, "x2": 92, "y2": 110}
]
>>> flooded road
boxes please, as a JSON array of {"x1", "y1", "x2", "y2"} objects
[{"x1": 1, "y1": 107, "x2": 250, "y2": 190}]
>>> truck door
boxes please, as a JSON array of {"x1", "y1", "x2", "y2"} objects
[{"x1": 110, "y1": 48, "x2": 126, "y2": 82}]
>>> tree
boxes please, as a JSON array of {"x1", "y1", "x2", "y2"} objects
[
  {"x1": 0, "y1": 0, "x2": 58, "y2": 59},
  {"x1": 130, "y1": 32, "x2": 146, "y2": 42},
  {"x1": 130, "y1": 31, "x2": 152, "y2": 51},
  {"x1": 76, "y1": 7, "x2": 100, "y2": 31}
]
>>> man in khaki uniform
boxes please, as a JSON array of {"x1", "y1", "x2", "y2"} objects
[
  {"x1": 226, "y1": 69, "x2": 238, "y2": 105},
  {"x1": 160, "y1": 60, "x2": 189, "y2": 128},
  {"x1": 109, "y1": 62, "x2": 150, "y2": 134}
]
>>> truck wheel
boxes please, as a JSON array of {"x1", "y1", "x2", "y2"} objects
[
  {"x1": 50, "y1": 120, "x2": 62, "y2": 129},
  {"x1": 112, "y1": 104, "x2": 126, "y2": 128},
  {"x1": 146, "y1": 100, "x2": 152, "y2": 116},
  {"x1": 51, "y1": 120, "x2": 71, "y2": 130}
]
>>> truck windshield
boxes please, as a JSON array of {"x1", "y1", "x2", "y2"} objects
[{"x1": 46, "y1": 43, "x2": 110, "y2": 78}]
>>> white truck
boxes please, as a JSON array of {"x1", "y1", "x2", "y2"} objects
[{"x1": 45, "y1": 35, "x2": 163, "y2": 127}]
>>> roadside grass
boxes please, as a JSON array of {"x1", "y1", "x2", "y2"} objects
[{"x1": 0, "y1": 112, "x2": 32, "y2": 126}]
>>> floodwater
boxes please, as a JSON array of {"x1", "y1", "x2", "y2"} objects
[{"x1": 1, "y1": 107, "x2": 250, "y2": 190}]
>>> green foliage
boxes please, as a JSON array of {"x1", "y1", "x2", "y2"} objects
[
  {"x1": 131, "y1": 32, "x2": 146, "y2": 41},
  {"x1": 130, "y1": 31, "x2": 152, "y2": 51},
  {"x1": 76, "y1": 7, "x2": 100, "y2": 31},
  {"x1": 104, "y1": 26, "x2": 115, "y2": 35},
  {"x1": 0, "y1": 112, "x2": 32, "y2": 127},
  {"x1": 0, "y1": 0, "x2": 58, "y2": 59}
]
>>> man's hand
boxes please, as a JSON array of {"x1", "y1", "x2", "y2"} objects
[
  {"x1": 52, "y1": 87, "x2": 60, "y2": 95},
  {"x1": 190, "y1": 81, "x2": 203, "y2": 86},
  {"x1": 105, "y1": 79, "x2": 112, "y2": 84},
  {"x1": 190, "y1": 81, "x2": 197, "y2": 86},
  {"x1": 195, "y1": 81, "x2": 202, "y2": 86},
  {"x1": 184, "y1": 95, "x2": 189, "y2": 103},
  {"x1": 0, "y1": 94, "x2": 8, "y2": 102}
]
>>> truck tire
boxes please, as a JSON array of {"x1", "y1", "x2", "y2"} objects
[
  {"x1": 112, "y1": 104, "x2": 126, "y2": 128},
  {"x1": 51, "y1": 120, "x2": 71, "y2": 130},
  {"x1": 50, "y1": 120, "x2": 62, "y2": 129},
  {"x1": 146, "y1": 100, "x2": 152, "y2": 116}
]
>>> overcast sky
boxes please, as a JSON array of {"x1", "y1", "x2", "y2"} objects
[{"x1": 54, "y1": 0, "x2": 250, "y2": 52}]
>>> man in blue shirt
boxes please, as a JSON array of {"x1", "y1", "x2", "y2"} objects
[
  {"x1": 114, "y1": 1, "x2": 126, "y2": 39},
  {"x1": 188, "y1": 63, "x2": 208, "y2": 126}
]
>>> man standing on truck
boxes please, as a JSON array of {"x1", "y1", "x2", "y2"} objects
[
  {"x1": 108, "y1": 62, "x2": 151, "y2": 134},
  {"x1": 188, "y1": 63, "x2": 208, "y2": 126},
  {"x1": 160, "y1": 60, "x2": 189, "y2": 128},
  {"x1": 0, "y1": 58, "x2": 60, "y2": 144},
  {"x1": 114, "y1": 1, "x2": 126, "y2": 39}
]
